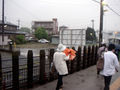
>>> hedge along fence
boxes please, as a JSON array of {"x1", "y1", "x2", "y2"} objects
[{"x1": 0, "y1": 45, "x2": 98, "y2": 90}]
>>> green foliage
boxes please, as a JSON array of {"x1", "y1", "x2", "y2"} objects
[
  {"x1": 34, "y1": 27, "x2": 48, "y2": 39},
  {"x1": 86, "y1": 27, "x2": 97, "y2": 42},
  {"x1": 20, "y1": 27, "x2": 31, "y2": 33},
  {"x1": 16, "y1": 35, "x2": 26, "y2": 44}
]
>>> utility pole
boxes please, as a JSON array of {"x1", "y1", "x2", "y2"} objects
[
  {"x1": 2, "y1": 0, "x2": 5, "y2": 47},
  {"x1": 99, "y1": 0, "x2": 104, "y2": 46},
  {"x1": 91, "y1": 19, "x2": 94, "y2": 30}
]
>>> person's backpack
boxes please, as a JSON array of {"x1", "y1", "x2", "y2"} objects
[
  {"x1": 50, "y1": 62, "x2": 56, "y2": 74},
  {"x1": 96, "y1": 49, "x2": 105, "y2": 71},
  {"x1": 96, "y1": 56, "x2": 104, "y2": 71}
]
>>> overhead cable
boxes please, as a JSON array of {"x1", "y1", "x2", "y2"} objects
[{"x1": 92, "y1": 0, "x2": 120, "y2": 17}]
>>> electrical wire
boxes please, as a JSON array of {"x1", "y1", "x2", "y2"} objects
[
  {"x1": 92, "y1": 0, "x2": 100, "y2": 4},
  {"x1": 109, "y1": 0, "x2": 120, "y2": 13},
  {"x1": 106, "y1": 5, "x2": 120, "y2": 16},
  {"x1": 8, "y1": 0, "x2": 39, "y2": 20},
  {"x1": 92, "y1": 0, "x2": 120, "y2": 17}
]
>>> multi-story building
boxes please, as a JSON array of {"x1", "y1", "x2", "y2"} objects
[{"x1": 32, "y1": 18, "x2": 58, "y2": 35}]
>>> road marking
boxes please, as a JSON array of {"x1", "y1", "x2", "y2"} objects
[{"x1": 110, "y1": 77, "x2": 120, "y2": 90}]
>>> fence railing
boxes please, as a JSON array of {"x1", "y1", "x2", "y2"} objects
[{"x1": 0, "y1": 45, "x2": 98, "y2": 90}]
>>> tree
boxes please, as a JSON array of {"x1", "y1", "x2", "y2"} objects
[
  {"x1": 86, "y1": 27, "x2": 97, "y2": 43},
  {"x1": 16, "y1": 35, "x2": 26, "y2": 44},
  {"x1": 34, "y1": 27, "x2": 48, "y2": 39},
  {"x1": 20, "y1": 27, "x2": 31, "y2": 33}
]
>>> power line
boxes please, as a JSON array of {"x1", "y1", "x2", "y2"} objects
[
  {"x1": 92, "y1": 0, "x2": 99, "y2": 4},
  {"x1": 106, "y1": 5, "x2": 120, "y2": 16},
  {"x1": 92, "y1": 0, "x2": 120, "y2": 17},
  {"x1": 8, "y1": 0, "x2": 39, "y2": 20},
  {"x1": 108, "y1": 0, "x2": 120, "y2": 14}
]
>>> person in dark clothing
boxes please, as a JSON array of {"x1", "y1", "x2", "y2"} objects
[{"x1": 97, "y1": 44, "x2": 107, "y2": 75}]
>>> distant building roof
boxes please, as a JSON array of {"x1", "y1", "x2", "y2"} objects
[
  {"x1": 59, "y1": 25, "x2": 68, "y2": 28},
  {"x1": 33, "y1": 18, "x2": 57, "y2": 23},
  {"x1": 33, "y1": 21, "x2": 53, "y2": 23},
  {"x1": 52, "y1": 35, "x2": 59, "y2": 37},
  {"x1": 0, "y1": 30, "x2": 26, "y2": 35},
  {"x1": 0, "y1": 20, "x2": 18, "y2": 27},
  {"x1": 59, "y1": 25, "x2": 68, "y2": 30}
]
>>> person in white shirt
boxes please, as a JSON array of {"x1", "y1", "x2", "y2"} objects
[
  {"x1": 100, "y1": 44, "x2": 120, "y2": 90},
  {"x1": 53, "y1": 44, "x2": 70, "y2": 90}
]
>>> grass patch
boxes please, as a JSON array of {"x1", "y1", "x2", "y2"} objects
[{"x1": 16, "y1": 42, "x2": 57, "y2": 48}]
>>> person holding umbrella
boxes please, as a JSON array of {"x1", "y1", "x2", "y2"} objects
[
  {"x1": 53, "y1": 44, "x2": 76, "y2": 90},
  {"x1": 53, "y1": 44, "x2": 69, "y2": 90}
]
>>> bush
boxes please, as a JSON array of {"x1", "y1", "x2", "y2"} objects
[
  {"x1": 34, "y1": 27, "x2": 48, "y2": 39},
  {"x1": 16, "y1": 35, "x2": 26, "y2": 44}
]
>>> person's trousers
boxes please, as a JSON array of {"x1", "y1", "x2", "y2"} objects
[
  {"x1": 104, "y1": 76, "x2": 112, "y2": 90},
  {"x1": 56, "y1": 74, "x2": 63, "y2": 90}
]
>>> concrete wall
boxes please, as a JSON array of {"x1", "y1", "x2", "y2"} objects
[{"x1": 0, "y1": 35, "x2": 9, "y2": 45}]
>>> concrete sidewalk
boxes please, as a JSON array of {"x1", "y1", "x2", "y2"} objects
[{"x1": 32, "y1": 66, "x2": 120, "y2": 90}]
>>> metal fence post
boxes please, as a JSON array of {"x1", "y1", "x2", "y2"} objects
[
  {"x1": 0, "y1": 53, "x2": 2, "y2": 90},
  {"x1": 89, "y1": 46, "x2": 92, "y2": 66},
  {"x1": 27, "y1": 50, "x2": 33, "y2": 88},
  {"x1": 76, "y1": 46, "x2": 81, "y2": 71},
  {"x1": 12, "y1": 51, "x2": 19, "y2": 90},
  {"x1": 49, "y1": 49, "x2": 55, "y2": 81},
  {"x1": 95, "y1": 46, "x2": 98, "y2": 64},
  {"x1": 87, "y1": 46, "x2": 91, "y2": 67},
  {"x1": 91, "y1": 45, "x2": 95, "y2": 65},
  {"x1": 70, "y1": 47, "x2": 76, "y2": 74},
  {"x1": 39, "y1": 50, "x2": 46, "y2": 84},
  {"x1": 82, "y1": 46, "x2": 87, "y2": 69},
  {"x1": 73, "y1": 47, "x2": 76, "y2": 72}
]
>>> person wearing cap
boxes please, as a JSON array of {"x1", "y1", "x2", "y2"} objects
[
  {"x1": 100, "y1": 44, "x2": 120, "y2": 90},
  {"x1": 53, "y1": 44, "x2": 70, "y2": 90}
]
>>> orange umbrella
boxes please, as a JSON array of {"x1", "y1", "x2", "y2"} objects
[
  {"x1": 63, "y1": 48, "x2": 76, "y2": 60},
  {"x1": 63, "y1": 48, "x2": 70, "y2": 56}
]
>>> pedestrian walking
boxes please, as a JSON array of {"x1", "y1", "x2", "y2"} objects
[
  {"x1": 97, "y1": 43, "x2": 107, "y2": 75},
  {"x1": 100, "y1": 44, "x2": 120, "y2": 90},
  {"x1": 97, "y1": 43, "x2": 107, "y2": 57},
  {"x1": 53, "y1": 44, "x2": 70, "y2": 90}
]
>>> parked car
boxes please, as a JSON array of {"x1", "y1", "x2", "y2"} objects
[{"x1": 38, "y1": 39, "x2": 49, "y2": 43}]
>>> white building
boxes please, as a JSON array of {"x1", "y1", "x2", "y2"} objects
[{"x1": 59, "y1": 28, "x2": 86, "y2": 50}]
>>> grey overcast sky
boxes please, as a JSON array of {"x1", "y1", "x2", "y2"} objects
[{"x1": 0, "y1": 0, "x2": 120, "y2": 32}]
